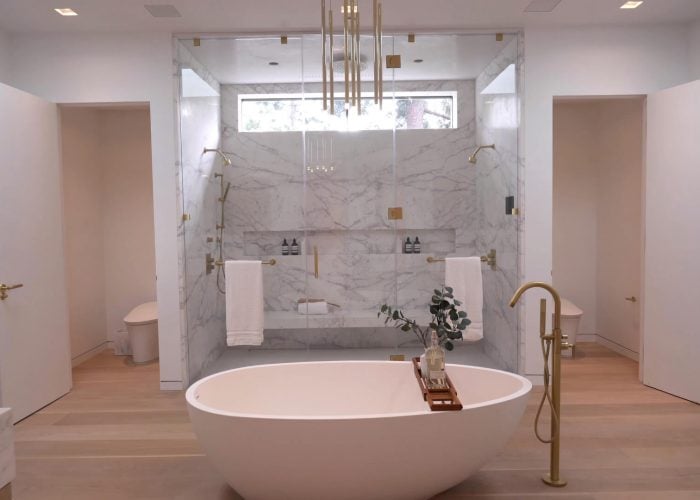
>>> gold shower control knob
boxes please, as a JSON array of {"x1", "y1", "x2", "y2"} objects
[{"x1": 625, "y1": 296, "x2": 637, "y2": 303}]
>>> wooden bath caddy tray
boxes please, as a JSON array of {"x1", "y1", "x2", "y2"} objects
[{"x1": 412, "y1": 357, "x2": 463, "y2": 411}]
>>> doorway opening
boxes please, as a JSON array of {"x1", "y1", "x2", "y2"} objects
[
  {"x1": 59, "y1": 103, "x2": 157, "y2": 366},
  {"x1": 552, "y1": 96, "x2": 645, "y2": 362}
]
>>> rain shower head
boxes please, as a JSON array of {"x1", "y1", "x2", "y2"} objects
[
  {"x1": 468, "y1": 144, "x2": 496, "y2": 164},
  {"x1": 203, "y1": 147, "x2": 232, "y2": 166}
]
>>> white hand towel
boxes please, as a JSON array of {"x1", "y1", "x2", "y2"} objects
[
  {"x1": 225, "y1": 260, "x2": 264, "y2": 346},
  {"x1": 445, "y1": 257, "x2": 483, "y2": 342}
]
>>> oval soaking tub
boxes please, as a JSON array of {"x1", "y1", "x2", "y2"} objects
[{"x1": 186, "y1": 361, "x2": 531, "y2": 500}]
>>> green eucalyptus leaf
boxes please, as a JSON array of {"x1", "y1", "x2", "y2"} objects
[
  {"x1": 445, "y1": 341, "x2": 454, "y2": 351},
  {"x1": 445, "y1": 286, "x2": 454, "y2": 293},
  {"x1": 458, "y1": 311, "x2": 467, "y2": 318}
]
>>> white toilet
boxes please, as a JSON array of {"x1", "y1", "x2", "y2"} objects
[
  {"x1": 124, "y1": 301, "x2": 159, "y2": 363},
  {"x1": 558, "y1": 298, "x2": 583, "y2": 358}
]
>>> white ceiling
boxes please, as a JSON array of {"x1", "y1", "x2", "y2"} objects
[
  {"x1": 0, "y1": 0, "x2": 699, "y2": 34},
  {"x1": 187, "y1": 34, "x2": 516, "y2": 84}
]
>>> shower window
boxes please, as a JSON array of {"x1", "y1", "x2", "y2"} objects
[{"x1": 238, "y1": 91, "x2": 456, "y2": 132}]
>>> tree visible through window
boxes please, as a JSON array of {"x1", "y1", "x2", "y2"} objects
[{"x1": 239, "y1": 92, "x2": 456, "y2": 132}]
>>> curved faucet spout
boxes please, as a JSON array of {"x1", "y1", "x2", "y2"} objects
[
  {"x1": 509, "y1": 281, "x2": 562, "y2": 331},
  {"x1": 509, "y1": 280, "x2": 568, "y2": 487}
]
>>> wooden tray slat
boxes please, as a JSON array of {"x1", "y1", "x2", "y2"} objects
[{"x1": 412, "y1": 357, "x2": 463, "y2": 411}]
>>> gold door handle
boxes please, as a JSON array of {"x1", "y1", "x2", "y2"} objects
[
  {"x1": 0, "y1": 283, "x2": 24, "y2": 301},
  {"x1": 625, "y1": 296, "x2": 637, "y2": 303}
]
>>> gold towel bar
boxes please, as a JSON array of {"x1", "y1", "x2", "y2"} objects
[
  {"x1": 426, "y1": 249, "x2": 497, "y2": 270},
  {"x1": 215, "y1": 259, "x2": 276, "y2": 267}
]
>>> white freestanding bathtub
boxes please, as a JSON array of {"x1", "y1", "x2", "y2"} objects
[{"x1": 186, "y1": 361, "x2": 531, "y2": 500}]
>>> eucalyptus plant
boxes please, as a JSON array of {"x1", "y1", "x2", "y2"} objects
[{"x1": 378, "y1": 286, "x2": 471, "y2": 351}]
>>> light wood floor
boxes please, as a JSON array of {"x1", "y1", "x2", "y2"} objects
[{"x1": 11, "y1": 343, "x2": 700, "y2": 499}]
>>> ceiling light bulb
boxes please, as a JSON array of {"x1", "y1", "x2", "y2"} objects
[
  {"x1": 620, "y1": 1, "x2": 643, "y2": 9},
  {"x1": 54, "y1": 8, "x2": 78, "y2": 16}
]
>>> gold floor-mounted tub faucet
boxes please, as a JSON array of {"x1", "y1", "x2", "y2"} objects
[{"x1": 510, "y1": 281, "x2": 572, "y2": 487}]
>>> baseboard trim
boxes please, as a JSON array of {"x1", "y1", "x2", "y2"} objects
[
  {"x1": 576, "y1": 333, "x2": 597, "y2": 343},
  {"x1": 71, "y1": 342, "x2": 109, "y2": 367},
  {"x1": 595, "y1": 335, "x2": 639, "y2": 361},
  {"x1": 160, "y1": 381, "x2": 183, "y2": 391},
  {"x1": 524, "y1": 374, "x2": 544, "y2": 386}
]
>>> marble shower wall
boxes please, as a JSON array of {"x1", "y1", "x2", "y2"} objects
[
  {"x1": 220, "y1": 80, "x2": 478, "y2": 322},
  {"x1": 474, "y1": 38, "x2": 520, "y2": 372},
  {"x1": 174, "y1": 41, "x2": 227, "y2": 382}
]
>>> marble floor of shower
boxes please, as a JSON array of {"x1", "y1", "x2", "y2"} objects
[{"x1": 202, "y1": 344, "x2": 499, "y2": 379}]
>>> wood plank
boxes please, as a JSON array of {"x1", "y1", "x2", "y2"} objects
[{"x1": 9, "y1": 343, "x2": 700, "y2": 499}]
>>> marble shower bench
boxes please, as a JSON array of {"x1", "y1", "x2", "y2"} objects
[{"x1": 264, "y1": 308, "x2": 432, "y2": 329}]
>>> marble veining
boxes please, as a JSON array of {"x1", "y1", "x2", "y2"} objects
[
  {"x1": 178, "y1": 40, "x2": 523, "y2": 381},
  {"x1": 0, "y1": 408, "x2": 14, "y2": 490},
  {"x1": 474, "y1": 38, "x2": 520, "y2": 372}
]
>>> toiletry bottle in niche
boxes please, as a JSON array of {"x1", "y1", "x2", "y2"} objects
[
  {"x1": 413, "y1": 237, "x2": 421, "y2": 254},
  {"x1": 291, "y1": 238, "x2": 299, "y2": 255},
  {"x1": 404, "y1": 237, "x2": 413, "y2": 254},
  {"x1": 426, "y1": 330, "x2": 447, "y2": 389},
  {"x1": 282, "y1": 239, "x2": 289, "y2": 256}
]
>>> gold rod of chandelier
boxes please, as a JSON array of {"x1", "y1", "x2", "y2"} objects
[
  {"x1": 350, "y1": 1, "x2": 356, "y2": 107},
  {"x1": 356, "y1": 0, "x2": 361, "y2": 115},
  {"x1": 343, "y1": 0, "x2": 349, "y2": 106},
  {"x1": 373, "y1": 0, "x2": 378, "y2": 104},
  {"x1": 378, "y1": 1, "x2": 383, "y2": 109},
  {"x1": 321, "y1": 0, "x2": 327, "y2": 110},
  {"x1": 329, "y1": 9, "x2": 334, "y2": 115}
]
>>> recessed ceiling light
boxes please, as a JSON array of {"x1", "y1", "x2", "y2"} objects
[
  {"x1": 54, "y1": 8, "x2": 78, "y2": 16},
  {"x1": 268, "y1": 62, "x2": 279, "y2": 66},
  {"x1": 413, "y1": 59, "x2": 424, "y2": 63},
  {"x1": 620, "y1": 1, "x2": 643, "y2": 8}
]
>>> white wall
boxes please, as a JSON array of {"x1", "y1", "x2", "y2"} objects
[
  {"x1": 523, "y1": 25, "x2": 691, "y2": 376},
  {"x1": 5, "y1": 33, "x2": 182, "y2": 388},
  {"x1": 0, "y1": 29, "x2": 9, "y2": 83},
  {"x1": 552, "y1": 103, "x2": 599, "y2": 335},
  {"x1": 61, "y1": 107, "x2": 156, "y2": 364},
  {"x1": 690, "y1": 20, "x2": 700, "y2": 81},
  {"x1": 61, "y1": 108, "x2": 108, "y2": 362},
  {"x1": 101, "y1": 109, "x2": 157, "y2": 347},
  {"x1": 553, "y1": 99, "x2": 643, "y2": 356}
]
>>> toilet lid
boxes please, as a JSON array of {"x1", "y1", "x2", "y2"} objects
[
  {"x1": 124, "y1": 301, "x2": 158, "y2": 326},
  {"x1": 561, "y1": 298, "x2": 583, "y2": 318}
]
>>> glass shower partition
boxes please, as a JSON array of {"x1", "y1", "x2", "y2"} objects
[{"x1": 300, "y1": 33, "x2": 400, "y2": 351}]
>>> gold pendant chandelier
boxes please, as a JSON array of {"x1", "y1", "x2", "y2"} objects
[{"x1": 321, "y1": 0, "x2": 383, "y2": 116}]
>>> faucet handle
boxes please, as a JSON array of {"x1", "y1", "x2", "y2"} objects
[{"x1": 561, "y1": 341, "x2": 573, "y2": 350}]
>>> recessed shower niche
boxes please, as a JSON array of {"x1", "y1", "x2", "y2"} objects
[{"x1": 175, "y1": 33, "x2": 521, "y2": 383}]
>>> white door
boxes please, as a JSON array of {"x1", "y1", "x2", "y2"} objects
[
  {"x1": 643, "y1": 80, "x2": 700, "y2": 404},
  {"x1": 0, "y1": 82, "x2": 72, "y2": 422}
]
